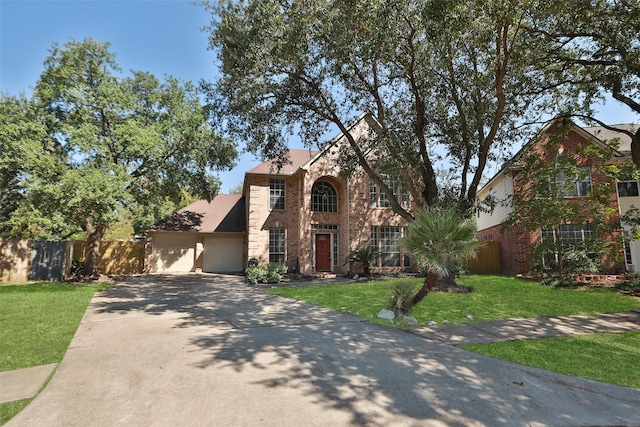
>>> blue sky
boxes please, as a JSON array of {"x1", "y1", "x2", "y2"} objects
[
  {"x1": 1, "y1": 0, "x2": 639, "y2": 193},
  {"x1": 0, "y1": 0, "x2": 280, "y2": 192}
]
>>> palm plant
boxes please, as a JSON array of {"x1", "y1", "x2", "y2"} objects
[
  {"x1": 343, "y1": 246, "x2": 380, "y2": 276},
  {"x1": 401, "y1": 208, "x2": 481, "y2": 307}
]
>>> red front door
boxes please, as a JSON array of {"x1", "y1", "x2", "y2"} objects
[{"x1": 315, "y1": 234, "x2": 331, "y2": 271}]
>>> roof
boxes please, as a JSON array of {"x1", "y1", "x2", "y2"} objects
[
  {"x1": 245, "y1": 112, "x2": 381, "y2": 177},
  {"x1": 149, "y1": 194, "x2": 246, "y2": 233},
  {"x1": 583, "y1": 124, "x2": 639, "y2": 154},
  {"x1": 247, "y1": 149, "x2": 320, "y2": 176},
  {"x1": 478, "y1": 120, "x2": 638, "y2": 196}
]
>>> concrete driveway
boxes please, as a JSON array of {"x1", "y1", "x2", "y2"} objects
[{"x1": 7, "y1": 274, "x2": 640, "y2": 427}]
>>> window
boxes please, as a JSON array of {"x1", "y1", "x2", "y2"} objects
[
  {"x1": 333, "y1": 233, "x2": 339, "y2": 267},
  {"x1": 541, "y1": 224, "x2": 595, "y2": 265},
  {"x1": 370, "y1": 226, "x2": 378, "y2": 250},
  {"x1": 270, "y1": 179, "x2": 285, "y2": 210},
  {"x1": 624, "y1": 233, "x2": 633, "y2": 266},
  {"x1": 311, "y1": 181, "x2": 338, "y2": 212},
  {"x1": 557, "y1": 166, "x2": 592, "y2": 197},
  {"x1": 403, "y1": 226, "x2": 411, "y2": 267},
  {"x1": 380, "y1": 226, "x2": 401, "y2": 267},
  {"x1": 618, "y1": 180, "x2": 639, "y2": 197},
  {"x1": 269, "y1": 228, "x2": 285, "y2": 263},
  {"x1": 370, "y1": 226, "x2": 410, "y2": 268},
  {"x1": 542, "y1": 224, "x2": 595, "y2": 245},
  {"x1": 311, "y1": 224, "x2": 338, "y2": 230},
  {"x1": 370, "y1": 175, "x2": 409, "y2": 208}
]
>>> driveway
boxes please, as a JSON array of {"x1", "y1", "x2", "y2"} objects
[{"x1": 7, "y1": 274, "x2": 640, "y2": 427}]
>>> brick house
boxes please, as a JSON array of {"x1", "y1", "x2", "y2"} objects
[
  {"x1": 477, "y1": 119, "x2": 639, "y2": 275},
  {"x1": 147, "y1": 113, "x2": 413, "y2": 275}
]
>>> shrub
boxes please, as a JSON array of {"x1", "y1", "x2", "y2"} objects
[
  {"x1": 245, "y1": 265, "x2": 265, "y2": 285},
  {"x1": 245, "y1": 262, "x2": 288, "y2": 284},
  {"x1": 265, "y1": 262, "x2": 288, "y2": 283},
  {"x1": 70, "y1": 259, "x2": 85, "y2": 277},
  {"x1": 388, "y1": 281, "x2": 415, "y2": 316},
  {"x1": 531, "y1": 245, "x2": 602, "y2": 287},
  {"x1": 344, "y1": 246, "x2": 380, "y2": 276},
  {"x1": 616, "y1": 277, "x2": 640, "y2": 293},
  {"x1": 563, "y1": 248, "x2": 601, "y2": 275}
]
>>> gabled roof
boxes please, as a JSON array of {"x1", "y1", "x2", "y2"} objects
[
  {"x1": 478, "y1": 119, "x2": 637, "y2": 196},
  {"x1": 245, "y1": 112, "x2": 381, "y2": 177},
  {"x1": 149, "y1": 194, "x2": 246, "y2": 233},
  {"x1": 247, "y1": 149, "x2": 320, "y2": 176},
  {"x1": 583, "y1": 124, "x2": 639, "y2": 154}
]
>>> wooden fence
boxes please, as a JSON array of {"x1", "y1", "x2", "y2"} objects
[
  {"x1": 465, "y1": 241, "x2": 501, "y2": 274},
  {"x1": 0, "y1": 239, "x2": 33, "y2": 282},
  {"x1": 73, "y1": 241, "x2": 145, "y2": 275},
  {"x1": 0, "y1": 238, "x2": 145, "y2": 283}
]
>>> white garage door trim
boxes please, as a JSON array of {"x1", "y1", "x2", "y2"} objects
[
  {"x1": 202, "y1": 237, "x2": 243, "y2": 273},
  {"x1": 152, "y1": 234, "x2": 196, "y2": 273}
]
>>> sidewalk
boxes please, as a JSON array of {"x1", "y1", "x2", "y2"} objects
[
  {"x1": 3, "y1": 309, "x2": 639, "y2": 406},
  {"x1": 408, "y1": 309, "x2": 640, "y2": 345}
]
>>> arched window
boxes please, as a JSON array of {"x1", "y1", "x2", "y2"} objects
[{"x1": 311, "y1": 181, "x2": 338, "y2": 212}]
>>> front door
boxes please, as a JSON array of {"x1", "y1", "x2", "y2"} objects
[{"x1": 315, "y1": 234, "x2": 331, "y2": 271}]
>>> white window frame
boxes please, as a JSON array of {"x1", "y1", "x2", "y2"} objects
[
  {"x1": 270, "y1": 178, "x2": 285, "y2": 210},
  {"x1": 269, "y1": 228, "x2": 285, "y2": 263}
]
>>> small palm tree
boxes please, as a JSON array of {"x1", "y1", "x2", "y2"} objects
[
  {"x1": 401, "y1": 208, "x2": 481, "y2": 307},
  {"x1": 344, "y1": 246, "x2": 380, "y2": 276}
]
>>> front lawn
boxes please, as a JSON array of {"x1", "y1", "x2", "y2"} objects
[
  {"x1": 269, "y1": 275, "x2": 640, "y2": 389},
  {"x1": 269, "y1": 275, "x2": 640, "y2": 327},
  {"x1": 0, "y1": 281, "x2": 110, "y2": 424},
  {"x1": 0, "y1": 281, "x2": 109, "y2": 371},
  {"x1": 461, "y1": 332, "x2": 640, "y2": 390}
]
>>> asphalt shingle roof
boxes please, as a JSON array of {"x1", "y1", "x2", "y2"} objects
[{"x1": 149, "y1": 195, "x2": 246, "y2": 233}]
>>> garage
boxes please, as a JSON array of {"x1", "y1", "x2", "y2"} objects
[
  {"x1": 151, "y1": 233, "x2": 196, "y2": 273},
  {"x1": 203, "y1": 237, "x2": 243, "y2": 272},
  {"x1": 148, "y1": 195, "x2": 246, "y2": 274}
]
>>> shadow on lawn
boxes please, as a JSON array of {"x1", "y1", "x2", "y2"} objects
[{"x1": 91, "y1": 274, "x2": 640, "y2": 426}]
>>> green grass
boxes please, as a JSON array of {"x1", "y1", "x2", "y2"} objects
[
  {"x1": 0, "y1": 399, "x2": 32, "y2": 426},
  {"x1": 0, "y1": 281, "x2": 110, "y2": 425},
  {"x1": 0, "y1": 281, "x2": 109, "y2": 371},
  {"x1": 269, "y1": 275, "x2": 640, "y2": 389},
  {"x1": 461, "y1": 332, "x2": 640, "y2": 389},
  {"x1": 269, "y1": 275, "x2": 640, "y2": 327}
]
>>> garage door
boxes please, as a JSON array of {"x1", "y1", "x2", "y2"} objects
[
  {"x1": 152, "y1": 235, "x2": 196, "y2": 273},
  {"x1": 202, "y1": 237, "x2": 243, "y2": 272}
]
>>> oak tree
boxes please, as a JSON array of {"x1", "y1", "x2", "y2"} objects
[
  {"x1": 2, "y1": 38, "x2": 237, "y2": 276},
  {"x1": 202, "y1": 0, "x2": 552, "y2": 218},
  {"x1": 530, "y1": 0, "x2": 640, "y2": 166}
]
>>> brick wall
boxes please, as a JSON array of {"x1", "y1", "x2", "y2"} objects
[
  {"x1": 245, "y1": 148, "x2": 411, "y2": 275},
  {"x1": 500, "y1": 124, "x2": 625, "y2": 275}
]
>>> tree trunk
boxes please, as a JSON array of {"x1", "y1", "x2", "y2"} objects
[
  {"x1": 412, "y1": 269, "x2": 439, "y2": 306},
  {"x1": 363, "y1": 261, "x2": 370, "y2": 277},
  {"x1": 83, "y1": 222, "x2": 108, "y2": 277}
]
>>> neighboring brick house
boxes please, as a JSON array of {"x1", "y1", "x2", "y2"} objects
[
  {"x1": 147, "y1": 113, "x2": 413, "y2": 275},
  {"x1": 477, "y1": 119, "x2": 639, "y2": 275}
]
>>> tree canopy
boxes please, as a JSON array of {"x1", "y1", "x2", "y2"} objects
[
  {"x1": 529, "y1": 0, "x2": 640, "y2": 166},
  {"x1": 0, "y1": 38, "x2": 237, "y2": 275},
  {"x1": 202, "y1": 0, "x2": 584, "y2": 217},
  {"x1": 202, "y1": 0, "x2": 639, "y2": 218}
]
